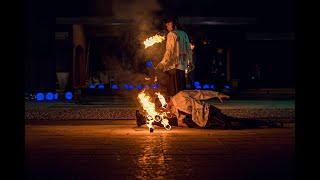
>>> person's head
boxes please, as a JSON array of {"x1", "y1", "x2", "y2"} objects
[
  {"x1": 164, "y1": 16, "x2": 178, "y2": 32},
  {"x1": 217, "y1": 48, "x2": 224, "y2": 54}
]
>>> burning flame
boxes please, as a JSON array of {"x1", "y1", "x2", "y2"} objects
[
  {"x1": 137, "y1": 90, "x2": 171, "y2": 132},
  {"x1": 155, "y1": 92, "x2": 167, "y2": 108},
  {"x1": 143, "y1": 34, "x2": 165, "y2": 49}
]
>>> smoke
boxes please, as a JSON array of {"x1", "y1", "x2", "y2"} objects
[
  {"x1": 90, "y1": 0, "x2": 167, "y2": 98},
  {"x1": 112, "y1": 0, "x2": 161, "y2": 22},
  {"x1": 110, "y1": 0, "x2": 166, "y2": 80},
  {"x1": 112, "y1": 0, "x2": 164, "y2": 40}
]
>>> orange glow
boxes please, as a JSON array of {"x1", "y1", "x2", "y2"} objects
[
  {"x1": 190, "y1": 43, "x2": 195, "y2": 50},
  {"x1": 143, "y1": 34, "x2": 165, "y2": 49},
  {"x1": 137, "y1": 90, "x2": 171, "y2": 131}
]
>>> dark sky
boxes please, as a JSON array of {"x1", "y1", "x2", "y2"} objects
[
  {"x1": 25, "y1": 0, "x2": 294, "y2": 20},
  {"x1": 24, "y1": 0, "x2": 294, "y2": 33}
]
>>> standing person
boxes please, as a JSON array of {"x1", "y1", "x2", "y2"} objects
[
  {"x1": 209, "y1": 47, "x2": 227, "y2": 91},
  {"x1": 252, "y1": 63, "x2": 262, "y2": 89},
  {"x1": 185, "y1": 38, "x2": 196, "y2": 89},
  {"x1": 155, "y1": 16, "x2": 194, "y2": 96},
  {"x1": 194, "y1": 36, "x2": 213, "y2": 86}
]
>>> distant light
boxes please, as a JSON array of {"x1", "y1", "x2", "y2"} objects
[
  {"x1": 46, "y1": 92, "x2": 54, "y2": 100},
  {"x1": 137, "y1": 84, "x2": 143, "y2": 90},
  {"x1": 129, "y1": 85, "x2": 134, "y2": 90},
  {"x1": 203, "y1": 84, "x2": 209, "y2": 89},
  {"x1": 89, "y1": 85, "x2": 95, "y2": 89},
  {"x1": 30, "y1": 94, "x2": 35, "y2": 100},
  {"x1": 225, "y1": 85, "x2": 230, "y2": 89},
  {"x1": 112, "y1": 85, "x2": 118, "y2": 89},
  {"x1": 195, "y1": 85, "x2": 202, "y2": 89},
  {"x1": 54, "y1": 93, "x2": 59, "y2": 100},
  {"x1": 98, "y1": 84, "x2": 104, "y2": 89},
  {"x1": 157, "y1": 84, "x2": 161, "y2": 88},
  {"x1": 65, "y1": 92, "x2": 73, "y2": 100},
  {"x1": 151, "y1": 84, "x2": 157, "y2": 89},
  {"x1": 194, "y1": 81, "x2": 200, "y2": 87},
  {"x1": 210, "y1": 85, "x2": 215, "y2": 90},
  {"x1": 123, "y1": 84, "x2": 129, "y2": 89},
  {"x1": 147, "y1": 61, "x2": 153, "y2": 67},
  {"x1": 145, "y1": 85, "x2": 149, "y2": 90},
  {"x1": 36, "y1": 93, "x2": 44, "y2": 101}
]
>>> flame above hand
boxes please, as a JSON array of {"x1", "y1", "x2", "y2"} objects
[{"x1": 143, "y1": 34, "x2": 165, "y2": 49}]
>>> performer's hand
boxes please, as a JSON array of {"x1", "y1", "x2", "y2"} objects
[
  {"x1": 218, "y1": 93, "x2": 230, "y2": 103},
  {"x1": 156, "y1": 63, "x2": 164, "y2": 70}
]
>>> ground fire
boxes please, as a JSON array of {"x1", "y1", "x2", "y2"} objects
[{"x1": 137, "y1": 90, "x2": 171, "y2": 132}]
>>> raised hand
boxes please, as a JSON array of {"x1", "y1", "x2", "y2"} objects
[{"x1": 218, "y1": 93, "x2": 230, "y2": 103}]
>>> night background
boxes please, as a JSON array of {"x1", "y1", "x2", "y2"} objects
[
  {"x1": 24, "y1": 0, "x2": 295, "y2": 95},
  {"x1": 20, "y1": 1, "x2": 298, "y2": 180}
]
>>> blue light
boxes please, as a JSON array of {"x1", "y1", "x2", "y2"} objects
[
  {"x1": 65, "y1": 92, "x2": 73, "y2": 100},
  {"x1": 98, "y1": 84, "x2": 104, "y2": 89},
  {"x1": 210, "y1": 85, "x2": 215, "y2": 90},
  {"x1": 123, "y1": 84, "x2": 129, "y2": 89},
  {"x1": 147, "y1": 61, "x2": 153, "y2": 67},
  {"x1": 145, "y1": 85, "x2": 149, "y2": 90},
  {"x1": 137, "y1": 84, "x2": 143, "y2": 90},
  {"x1": 54, "y1": 93, "x2": 59, "y2": 100},
  {"x1": 129, "y1": 85, "x2": 134, "y2": 90},
  {"x1": 203, "y1": 84, "x2": 209, "y2": 89},
  {"x1": 46, "y1": 92, "x2": 54, "y2": 100},
  {"x1": 194, "y1": 81, "x2": 200, "y2": 87},
  {"x1": 112, "y1": 85, "x2": 118, "y2": 89},
  {"x1": 195, "y1": 85, "x2": 202, "y2": 89},
  {"x1": 36, "y1": 93, "x2": 44, "y2": 101},
  {"x1": 89, "y1": 85, "x2": 95, "y2": 89},
  {"x1": 151, "y1": 84, "x2": 157, "y2": 89},
  {"x1": 157, "y1": 84, "x2": 161, "y2": 88},
  {"x1": 225, "y1": 85, "x2": 230, "y2": 89}
]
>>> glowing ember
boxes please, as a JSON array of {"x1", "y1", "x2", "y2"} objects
[
  {"x1": 190, "y1": 42, "x2": 195, "y2": 50},
  {"x1": 143, "y1": 34, "x2": 165, "y2": 49},
  {"x1": 137, "y1": 90, "x2": 171, "y2": 132}
]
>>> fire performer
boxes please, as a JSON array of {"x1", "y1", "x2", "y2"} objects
[
  {"x1": 155, "y1": 16, "x2": 194, "y2": 96},
  {"x1": 137, "y1": 90, "x2": 284, "y2": 129}
]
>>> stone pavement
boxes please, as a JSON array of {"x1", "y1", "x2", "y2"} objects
[
  {"x1": 25, "y1": 90, "x2": 295, "y2": 122},
  {"x1": 25, "y1": 122, "x2": 295, "y2": 180},
  {"x1": 25, "y1": 89, "x2": 295, "y2": 179}
]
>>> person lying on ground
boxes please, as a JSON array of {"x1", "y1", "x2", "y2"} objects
[{"x1": 136, "y1": 90, "x2": 283, "y2": 129}]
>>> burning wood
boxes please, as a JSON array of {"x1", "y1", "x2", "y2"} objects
[{"x1": 143, "y1": 34, "x2": 165, "y2": 49}]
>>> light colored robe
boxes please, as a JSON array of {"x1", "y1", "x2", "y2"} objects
[
  {"x1": 160, "y1": 30, "x2": 193, "y2": 72},
  {"x1": 170, "y1": 90, "x2": 220, "y2": 127}
]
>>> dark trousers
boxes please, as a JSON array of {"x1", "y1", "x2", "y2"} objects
[
  {"x1": 183, "y1": 105, "x2": 268, "y2": 129},
  {"x1": 207, "y1": 105, "x2": 268, "y2": 129},
  {"x1": 165, "y1": 69, "x2": 186, "y2": 96}
]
